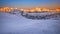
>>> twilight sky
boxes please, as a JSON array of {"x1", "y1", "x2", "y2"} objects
[{"x1": 0, "y1": 0, "x2": 60, "y2": 9}]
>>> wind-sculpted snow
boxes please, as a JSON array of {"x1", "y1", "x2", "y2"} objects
[{"x1": 0, "y1": 12, "x2": 60, "y2": 34}]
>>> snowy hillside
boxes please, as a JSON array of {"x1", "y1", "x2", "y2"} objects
[
  {"x1": 0, "y1": 12, "x2": 60, "y2": 34},
  {"x1": 9, "y1": 10, "x2": 60, "y2": 20}
]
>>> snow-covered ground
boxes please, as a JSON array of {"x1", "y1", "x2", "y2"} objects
[
  {"x1": 9, "y1": 10, "x2": 60, "y2": 20},
  {"x1": 0, "y1": 12, "x2": 60, "y2": 34},
  {"x1": 21, "y1": 11, "x2": 60, "y2": 20}
]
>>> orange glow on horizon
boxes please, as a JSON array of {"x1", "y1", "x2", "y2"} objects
[
  {"x1": 56, "y1": 8, "x2": 60, "y2": 11},
  {"x1": 0, "y1": 7, "x2": 60, "y2": 13}
]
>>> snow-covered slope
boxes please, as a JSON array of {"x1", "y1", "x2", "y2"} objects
[
  {"x1": 9, "y1": 10, "x2": 60, "y2": 20},
  {"x1": 0, "y1": 12, "x2": 60, "y2": 34},
  {"x1": 21, "y1": 12, "x2": 60, "y2": 20}
]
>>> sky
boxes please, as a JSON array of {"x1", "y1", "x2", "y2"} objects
[{"x1": 0, "y1": 0, "x2": 60, "y2": 9}]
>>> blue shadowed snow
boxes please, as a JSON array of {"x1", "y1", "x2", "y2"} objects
[{"x1": 0, "y1": 12, "x2": 60, "y2": 34}]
